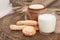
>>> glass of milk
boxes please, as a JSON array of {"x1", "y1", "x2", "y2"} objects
[{"x1": 38, "y1": 13, "x2": 56, "y2": 34}]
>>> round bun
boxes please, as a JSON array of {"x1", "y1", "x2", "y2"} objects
[
  {"x1": 22, "y1": 26, "x2": 36, "y2": 36},
  {"x1": 29, "y1": 4, "x2": 44, "y2": 10}
]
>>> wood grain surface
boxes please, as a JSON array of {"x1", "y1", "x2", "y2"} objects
[
  {"x1": 0, "y1": 0, "x2": 60, "y2": 40},
  {"x1": 0, "y1": 9, "x2": 60, "y2": 40}
]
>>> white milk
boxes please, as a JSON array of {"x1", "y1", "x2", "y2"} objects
[
  {"x1": 0, "y1": 0, "x2": 12, "y2": 18},
  {"x1": 38, "y1": 14, "x2": 56, "y2": 33}
]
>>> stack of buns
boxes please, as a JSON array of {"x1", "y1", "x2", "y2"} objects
[{"x1": 10, "y1": 20, "x2": 39, "y2": 36}]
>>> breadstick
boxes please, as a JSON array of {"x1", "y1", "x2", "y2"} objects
[
  {"x1": 10, "y1": 25, "x2": 25, "y2": 30},
  {"x1": 16, "y1": 20, "x2": 38, "y2": 26}
]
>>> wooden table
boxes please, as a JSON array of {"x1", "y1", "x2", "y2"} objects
[
  {"x1": 0, "y1": 11, "x2": 60, "y2": 40},
  {"x1": 0, "y1": 0, "x2": 60, "y2": 40}
]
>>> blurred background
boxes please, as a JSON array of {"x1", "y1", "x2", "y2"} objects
[{"x1": 10, "y1": 0, "x2": 60, "y2": 8}]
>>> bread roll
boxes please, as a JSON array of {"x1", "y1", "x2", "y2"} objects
[
  {"x1": 16, "y1": 20, "x2": 37, "y2": 26},
  {"x1": 22, "y1": 26, "x2": 36, "y2": 36},
  {"x1": 10, "y1": 25, "x2": 25, "y2": 30}
]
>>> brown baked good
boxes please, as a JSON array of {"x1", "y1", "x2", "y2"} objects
[
  {"x1": 16, "y1": 20, "x2": 38, "y2": 26},
  {"x1": 22, "y1": 26, "x2": 36, "y2": 36},
  {"x1": 10, "y1": 25, "x2": 25, "y2": 30}
]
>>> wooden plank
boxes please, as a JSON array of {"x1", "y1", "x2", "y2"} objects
[{"x1": 0, "y1": 9, "x2": 60, "y2": 40}]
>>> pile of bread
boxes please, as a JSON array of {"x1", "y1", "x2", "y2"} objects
[{"x1": 10, "y1": 20, "x2": 39, "y2": 36}]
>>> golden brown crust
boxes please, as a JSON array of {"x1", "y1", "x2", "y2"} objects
[
  {"x1": 16, "y1": 20, "x2": 38, "y2": 26},
  {"x1": 22, "y1": 26, "x2": 36, "y2": 36},
  {"x1": 10, "y1": 25, "x2": 25, "y2": 30}
]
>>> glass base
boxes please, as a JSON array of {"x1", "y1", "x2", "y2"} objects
[{"x1": 40, "y1": 31, "x2": 54, "y2": 35}]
